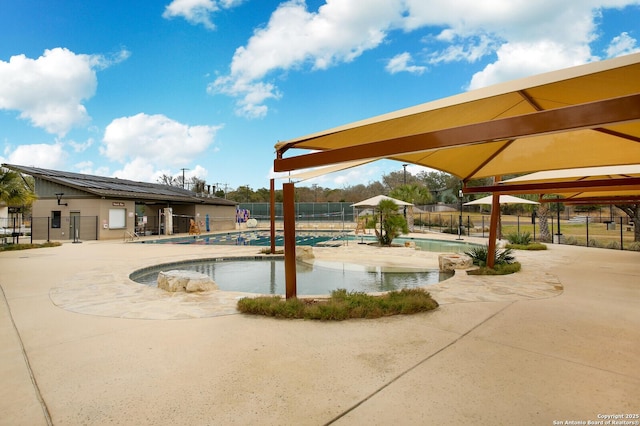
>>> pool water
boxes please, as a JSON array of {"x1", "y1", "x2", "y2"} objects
[
  {"x1": 131, "y1": 258, "x2": 453, "y2": 295},
  {"x1": 140, "y1": 231, "x2": 476, "y2": 253}
]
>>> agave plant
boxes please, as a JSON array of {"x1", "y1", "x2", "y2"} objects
[
  {"x1": 465, "y1": 245, "x2": 515, "y2": 267},
  {"x1": 506, "y1": 232, "x2": 532, "y2": 245}
]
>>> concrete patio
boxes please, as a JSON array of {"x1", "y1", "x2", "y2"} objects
[{"x1": 1, "y1": 234, "x2": 638, "y2": 425}]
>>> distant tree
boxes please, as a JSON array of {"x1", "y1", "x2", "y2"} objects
[
  {"x1": 389, "y1": 184, "x2": 433, "y2": 205},
  {"x1": 382, "y1": 170, "x2": 420, "y2": 191},
  {"x1": 157, "y1": 174, "x2": 179, "y2": 186},
  {"x1": 417, "y1": 171, "x2": 460, "y2": 203},
  {"x1": 616, "y1": 204, "x2": 640, "y2": 242},
  {"x1": 189, "y1": 177, "x2": 206, "y2": 193},
  {"x1": 227, "y1": 185, "x2": 254, "y2": 202}
]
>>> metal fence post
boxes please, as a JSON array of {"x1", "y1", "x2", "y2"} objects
[{"x1": 620, "y1": 216, "x2": 624, "y2": 250}]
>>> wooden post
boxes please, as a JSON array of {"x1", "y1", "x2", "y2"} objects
[
  {"x1": 486, "y1": 176, "x2": 502, "y2": 269},
  {"x1": 270, "y1": 178, "x2": 276, "y2": 255},
  {"x1": 283, "y1": 182, "x2": 297, "y2": 299}
]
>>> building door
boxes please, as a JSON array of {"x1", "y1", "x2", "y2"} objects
[{"x1": 70, "y1": 211, "x2": 80, "y2": 241}]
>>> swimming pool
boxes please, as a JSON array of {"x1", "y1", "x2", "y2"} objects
[
  {"x1": 131, "y1": 257, "x2": 453, "y2": 295},
  {"x1": 139, "y1": 230, "x2": 477, "y2": 253}
]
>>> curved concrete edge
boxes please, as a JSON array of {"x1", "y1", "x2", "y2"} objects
[{"x1": 49, "y1": 241, "x2": 562, "y2": 319}]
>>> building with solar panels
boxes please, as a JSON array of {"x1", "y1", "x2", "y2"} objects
[{"x1": 3, "y1": 164, "x2": 237, "y2": 241}]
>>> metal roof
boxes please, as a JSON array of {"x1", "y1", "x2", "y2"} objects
[{"x1": 2, "y1": 164, "x2": 237, "y2": 206}]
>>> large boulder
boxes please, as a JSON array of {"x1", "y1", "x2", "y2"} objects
[
  {"x1": 157, "y1": 270, "x2": 218, "y2": 292},
  {"x1": 438, "y1": 254, "x2": 473, "y2": 273},
  {"x1": 295, "y1": 246, "x2": 314, "y2": 261}
]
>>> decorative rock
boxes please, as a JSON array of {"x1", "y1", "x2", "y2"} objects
[
  {"x1": 295, "y1": 246, "x2": 314, "y2": 261},
  {"x1": 157, "y1": 270, "x2": 218, "y2": 293},
  {"x1": 438, "y1": 254, "x2": 473, "y2": 272}
]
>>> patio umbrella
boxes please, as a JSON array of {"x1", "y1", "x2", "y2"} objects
[
  {"x1": 351, "y1": 195, "x2": 413, "y2": 208},
  {"x1": 351, "y1": 195, "x2": 412, "y2": 237},
  {"x1": 464, "y1": 195, "x2": 539, "y2": 206}
]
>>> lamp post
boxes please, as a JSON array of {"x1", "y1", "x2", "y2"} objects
[
  {"x1": 456, "y1": 189, "x2": 463, "y2": 240},
  {"x1": 402, "y1": 164, "x2": 408, "y2": 219}
]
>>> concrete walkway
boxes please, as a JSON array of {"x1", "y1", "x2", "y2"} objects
[{"x1": 1, "y1": 235, "x2": 638, "y2": 425}]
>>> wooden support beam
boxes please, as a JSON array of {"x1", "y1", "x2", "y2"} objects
[
  {"x1": 283, "y1": 182, "x2": 297, "y2": 299},
  {"x1": 463, "y1": 177, "x2": 640, "y2": 195},
  {"x1": 486, "y1": 177, "x2": 501, "y2": 268}
]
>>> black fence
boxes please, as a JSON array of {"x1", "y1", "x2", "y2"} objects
[
  {"x1": 414, "y1": 212, "x2": 636, "y2": 250},
  {"x1": 238, "y1": 202, "x2": 355, "y2": 223},
  {"x1": 29, "y1": 216, "x2": 99, "y2": 242}
]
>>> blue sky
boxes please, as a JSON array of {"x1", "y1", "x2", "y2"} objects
[{"x1": 1, "y1": 0, "x2": 639, "y2": 191}]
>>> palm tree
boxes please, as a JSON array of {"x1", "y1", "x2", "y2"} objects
[
  {"x1": 375, "y1": 199, "x2": 409, "y2": 246},
  {"x1": 389, "y1": 184, "x2": 432, "y2": 205},
  {"x1": 0, "y1": 169, "x2": 36, "y2": 207},
  {"x1": 389, "y1": 184, "x2": 432, "y2": 231}
]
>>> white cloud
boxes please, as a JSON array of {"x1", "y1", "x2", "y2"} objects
[
  {"x1": 3, "y1": 142, "x2": 67, "y2": 169},
  {"x1": 213, "y1": 0, "x2": 640, "y2": 116},
  {"x1": 468, "y1": 40, "x2": 592, "y2": 89},
  {"x1": 0, "y1": 47, "x2": 129, "y2": 136},
  {"x1": 386, "y1": 52, "x2": 426, "y2": 74},
  {"x1": 101, "y1": 113, "x2": 222, "y2": 181},
  {"x1": 606, "y1": 32, "x2": 640, "y2": 57},
  {"x1": 210, "y1": 0, "x2": 404, "y2": 117},
  {"x1": 162, "y1": 0, "x2": 246, "y2": 29},
  {"x1": 428, "y1": 34, "x2": 496, "y2": 64},
  {"x1": 68, "y1": 137, "x2": 94, "y2": 153}
]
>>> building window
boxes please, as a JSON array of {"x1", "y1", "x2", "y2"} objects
[
  {"x1": 51, "y1": 211, "x2": 61, "y2": 228},
  {"x1": 108, "y1": 208, "x2": 126, "y2": 229}
]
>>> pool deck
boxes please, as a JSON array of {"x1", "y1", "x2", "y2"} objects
[{"x1": 1, "y1": 232, "x2": 638, "y2": 425}]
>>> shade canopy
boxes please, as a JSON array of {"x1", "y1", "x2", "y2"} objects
[
  {"x1": 464, "y1": 195, "x2": 539, "y2": 206},
  {"x1": 351, "y1": 195, "x2": 413, "y2": 208},
  {"x1": 493, "y1": 165, "x2": 640, "y2": 204},
  {"x1": 274, "y1": 53, "x2": 640, "y2": 188}
]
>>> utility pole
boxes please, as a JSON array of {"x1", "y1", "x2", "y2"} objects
[{"x1": 180, "y1": 168, "x2": 189, "y2": 189}]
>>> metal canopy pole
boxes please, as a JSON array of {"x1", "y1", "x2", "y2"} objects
[
  {"x1": 283, "y1": 182, "x2": 297, "y2": 299},
  {"x1": 270, "y1": 178, "x2": 276, "y2": 255},
  {"x1": 486, "y1": 176, "x2": 502, "y2": 268},
  {"x1": 487, "y1": 194, "x2": 501, "y2": 268}
]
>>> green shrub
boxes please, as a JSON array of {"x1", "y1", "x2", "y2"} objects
[
  {"x1": 0, "y1": 242, "x2": 61, "y2": 252},
  {"x1": 467, "y1": 262, "x2": 522, "y2": 275},
  {"x1": 464, "y1": 245, "x2": 515, "y2": 267},
  {"x1": 237, "y1": 288, "x2": 438, "y2": 321},
  {"x1": 506, "y1": 232, "x2": 531, "y2": 245},
  {"x1": 564, "y1": 236, "x2": 578, "y2": 245},
  {"x1": 506, "y1": 242, "x2": 547, "y2": 250},
  {"x1": 627, "y1": 242, "x2": 640, "y2": 251},
  {"x1": 588, "y1": 238, "x2": 603, "y2": 248},
  {"x1": 606, "y1": 241, "x2": 620, "y2": 250}
]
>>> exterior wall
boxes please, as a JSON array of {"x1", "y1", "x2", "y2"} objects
[
  {"x1": 32, "y1": 197, "x2": 136, "y2": 240},
  {"x1": 194, "y1": 205, "x2": 237, "y2": 232},
  {"x1": 30, "y1": 185, "x2": 236, "y2": 240},
  {"x1": 97, "y1": 199, "x2": 136, "y2": 240}
]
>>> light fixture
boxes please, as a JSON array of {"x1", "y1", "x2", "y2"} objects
[{"x1": 55, "y1": 193, "x2": 68, "y2": 206}]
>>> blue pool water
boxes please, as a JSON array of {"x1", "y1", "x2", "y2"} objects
[
  {"x1": 140, "y1": 230, "x2": 477, "y2": 253},
  {"x1": 131, "y1": 257, "x2": 453, "y2": 295}
]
